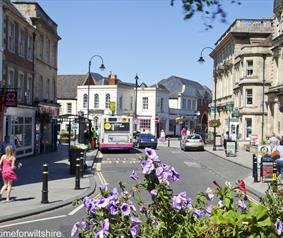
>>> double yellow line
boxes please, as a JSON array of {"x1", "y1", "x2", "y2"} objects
[{"x1": 97, "y1": 171, "x2": 107, "y2": 184}]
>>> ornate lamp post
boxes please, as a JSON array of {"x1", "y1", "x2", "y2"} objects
[
  {"x1": 134, "y1": 74, "x2": 139, "y2": 131},
  {"x1": 87, "y1": 55, "x2": 105, "y2": 120},
  {"x1": 198, "y1": 46, "x2": 217, "y2": 151}
]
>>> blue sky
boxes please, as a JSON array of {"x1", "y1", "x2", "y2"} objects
[{"x1": 34, "y1": 0, "x2": 273, "y2": 89}]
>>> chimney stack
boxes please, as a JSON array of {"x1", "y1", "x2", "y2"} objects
[{"x1": 108, "y1": 71, "x2": 118, "y2": 85}]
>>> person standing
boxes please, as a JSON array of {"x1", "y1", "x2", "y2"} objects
[
  {"x1": 268, "y1": 132, "x2": 279, "y2": 152},
  {"x1": 223, "y1": 131, "x2": 229, "y2": 152},
  {"x1": 91, "y1": 128, "x2": 97, "y2": 149},
  {"x1": 181, "y1": 128, "x2": 186, "y2": 140},
  {"x1": 0, "y1": 146, "x2": 17, "y2": 202},
  {"x1": 274, "y1": 139, "x2": 283, "y2": 177},
  {"x1": 159, "y1": 129, "x2": 166, "y2": 143}
]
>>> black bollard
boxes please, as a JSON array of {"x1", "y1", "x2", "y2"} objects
[
  {"x1": 80, "y1": 157, "x2": 84, "y2": 178},
  {"x1": 272, "y1": 162, "x2": 277, "y2": 181},
  {"x1": 41, "y1": 163, "x2": 49, "y2": 204},
  {"x1": 168, "y1": 137, "x2": 170, "y2": 147},
  {"x1": 252, "y1": 154, "x2": 258, "y2": 183},
  {"x1": 75, "y1": 158, "x2": 80, "y2": 190}
]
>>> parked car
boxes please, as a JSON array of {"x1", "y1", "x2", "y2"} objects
[
  {"x1": 180, "y1": 134, "x2": 204, "y2": 151},
  {"x1": 136, "y1": 133, "x2": 158, "y2": 149}
]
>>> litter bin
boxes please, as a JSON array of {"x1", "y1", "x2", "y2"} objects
[
  {"x1": 261, "y1": 154, "x2": 274, "y2": 182},
  {"x1": 69, "y1": 144, "x2": 88, "y2": 174}
]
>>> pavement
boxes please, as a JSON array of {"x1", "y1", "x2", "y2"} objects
[
  {"x1": 159, "y1": 138, "x2": 268, "y2": 198},
  {"x1": 0, "y1": 145, "x2": 98, "y2": 223}
]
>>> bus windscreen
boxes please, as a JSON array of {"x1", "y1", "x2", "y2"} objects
[{"x1": 104, "y1": 122, "x2": 130, "y2": 132}]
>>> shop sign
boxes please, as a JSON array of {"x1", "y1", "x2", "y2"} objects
[
  {"x1": 4, "y1": 90, "x2": 17, "y2": 107},
  {"x1": 210, "y1": 106, "x2": 217, "y2": 114},
  {"x1": 109, "y1": 102, "x2": 116, "y2": 113},
  {"x1": 225, "y1": 103, "x2": 234, "y2": 112},
  {"x1": 39, "y1": 105, "x2": 59, "y2": 118},
  {"x1": 279, "y1": 103, "x2": 283, "y2": 112}
]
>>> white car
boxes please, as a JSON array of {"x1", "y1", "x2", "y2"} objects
[{"x1": 180, "y1": 134, "x2": 205, "y2": 151}]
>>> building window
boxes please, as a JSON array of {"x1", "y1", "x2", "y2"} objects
[
  {"x1": 7, "y1": 68, "x2": 14, "y2": 88},
  {"x1": 18, "y1": 29, "x2": 25, "y2": 57},
  {"x1": 130, "y1": 96, "x2": 133, "y2": 111},
  {"x1": 245, "y1": 118, "x2": 252, "y2": 139},
  {"x1": 187, "y1": 99, "x2": 191, "y2": 110},
  {"x1": 18, "y1": 72, "x2": 24, "y2": 103},
  {"x1": 142, "y1": 97, "x2": 148, "y2": 110},
  {"x1": 160, "y1": 98, "x2": 164, "y2": 112},
  {"x1": 105, "y1": 93, "x2": 110, "y2": 108},
  {"x1": 169, "y1": 120, "x2": 175, "y2": 132},
  {"x1": 46, "y1": 78, "x2": 50, "y2": 100},
  {"x1": 94, "y1": 94, "x2": 99, "y2": 108},
  {"x1": 182, "y1": 98, "x2": 186, "y2": 109},
  {"x1": 27, "y1": 34, "x2": 33, "y2": 61},
  {"x1": 39, "y1": 34, "x2": 44, "y2": 59},
  {"x1": 119, "y1": 96, "x2": 123, "y2": 110},
  {"x1": 83, "y1": 94, "x2": 88, "y2": 108},
  {"x1": 140, "y1": 119, "x2": 151, "y2": 131},
  {"x1": 8, "y1": 21, "x2": 15, "y2": 52},
  {"x1": 246, "y1": 60, "x2": 253, "y2": 76},
  {"x1": 52, "y1": 43, "x2": 57, "y2": 66},
  {"x1": 45, "y1": 38, "x2": 50, "y2": 63},
  {"x1": 67, "y1": 103, "x2": 72, "y2": 114},
  {"x1": 192, "y1": 100, "x2": 196, "y2": 110},
  {"x1": 38, "y1": 76, "x2": 43, "y2": 100},
  {"x1": 246, "y1": 89, "x2": 253, "y2": 105}
]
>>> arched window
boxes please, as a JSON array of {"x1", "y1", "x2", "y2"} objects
[
  {"x1": 105, "y1": 93, "x2": 110, "y2": 108},
  {"x1": 83, "y1": 94, "x2": 88, "y2": 108},
  {"x1": 94, "y1": 94, "x2": 99, "y2": 108}
]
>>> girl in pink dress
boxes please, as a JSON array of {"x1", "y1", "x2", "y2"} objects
[{"x1": 0, "y1": 146, "x2": 17, "y2": 202}]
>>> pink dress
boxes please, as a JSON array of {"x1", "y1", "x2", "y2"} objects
[{"x1": 2, "y1": 158, "x2": 17, "y2": 181}]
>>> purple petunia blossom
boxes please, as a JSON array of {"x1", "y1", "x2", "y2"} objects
[
  {"x1": 193, "y1": 209, "x2": 203, "y2": 218},
  {"x1": 172, "y1": 192, "x2": 191, "y2": 210},
  {"x1": 142, "y1": 159, "x2": 155, "y2": 175},
  {"x1": 99, "y1": 183, "x2": 109, "y2": 191},
  {"x1": 121, "y1": 203, "x2": 131, "y2": 216},
  {"x1": 139, "y1": 205, "x2": 146, "y2": 213},
  {"x1": 130, "y1": 170, "x2": 138, "y2": 180},
  {"x1": 150, "y1": 189, "x2": 158, "y2": 198},
  {"x1": 130, "y1": 225, "x2": 139, "y2": 238},
  {"x1": 145, "y1": 148, "x2": 157, "y2": 160},
  {"x1": 275, "y1": 218, "x2": 283, "y2": 235},
  {"x1": 81, "y1": 219, "x2": 89, "y2": 230},
  {"x1": 130, "y1": 215, "x2": 142, "y2": 225},
  {"x1": 155, "y1": 163, "x2": 180, "y2": 183},
  {"x1": 205, "y1": 205, "x2": 212, "y2": 216},
  {"x1": 205, "y1": 187, "x2": 214, "y2": 201},
  {"x1": 96, "y1": 198, "x2": 109, "y2": 209},
  {"x1": 95, "y1": 230, "x2": 104, "y2": 238},
  {"x1": 152, "y1": 220, "x2": 159, "y2": 226},
  {"x1": 102, "y1": 218, "x2": 110, "y2": 235},
  {"x1": 237, "y1": 200, "x2": 247, "y2": 209},
  {"x1": 128, "y1": 201, "x2": 137, "y2": 212},
  {"x1": 109, "y1": 204, "x2": 119, "y2": 216},
  {"x1": 71, "y1": 222, "x2": 80, "y2": 237}
]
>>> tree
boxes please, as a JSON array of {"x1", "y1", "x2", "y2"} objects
[{"x1": 171, "y1": 0, "x2": 242, "y2": 29}]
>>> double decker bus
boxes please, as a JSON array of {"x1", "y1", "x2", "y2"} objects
[{"x1": 98, "y1": 115, "x2": 134, "y2": 151}]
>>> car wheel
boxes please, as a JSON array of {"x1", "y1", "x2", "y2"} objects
[{"x1": 201, "y1": 146, "x2": 205, "y2": 151}]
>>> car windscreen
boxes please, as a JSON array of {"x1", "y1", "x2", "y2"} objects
[
  {"x1": 139, "y1": 134, "x2": 154, "y2": 139},
  {"x1": 187, "y1": 135, "x2": 201, "y2": 139}
]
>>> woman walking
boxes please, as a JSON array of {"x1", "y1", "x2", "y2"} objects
[{"x1": 0, "y1": 146, "x2": 17, "y2": 202}]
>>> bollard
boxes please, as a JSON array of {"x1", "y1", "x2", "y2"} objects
[
  {"x1": 252, "y1": 154, "x2": 258, "y2": 183},
  {"x1": 80, "y1": 157, "x2": 84, "y2": 178},
  {"x1": 272, "y1": 162, "x2": 277, "y2": 181},
  {"x1": 168, "y1": 137, "x2": 170, "y2": 147},
  {"x1": 75, "y1": 158, "x2": 80, "y2": 189},
  {"x1": 41, "y1": 163, "x2": 49, "y2": 204}
]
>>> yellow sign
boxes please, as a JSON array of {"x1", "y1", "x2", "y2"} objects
[
  {"x1": 122, "y1": 117, "x2": 127, "y2": 122},
  {"x1": 104, "y1": 122, "x2": 111, "y2": 130},
  {"x1": 109, "y1": 102, "x2": 116, "y2": 112}
]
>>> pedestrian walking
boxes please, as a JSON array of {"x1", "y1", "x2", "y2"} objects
[
  {"x1": 159, "y1": 129, "x2": 166, "y2": 143},
  {"x1": 274, "y1": 139, "x2": 283, "y2": 177},
  {"x1": 90, "y1": 128, "x2": 97, "y2": 149},
  {"x1": 0, "y1": 146, "x2": 17, "y2": 202},
  {"x1": 223, "y1": 131, "x2": 229, "y2": 153},
  {"x1": 268, "y1": 132, "x2": 279, "y2": 152},
  {"x1": 181, "y1": 128, "x2": 186, "y2": 140}
]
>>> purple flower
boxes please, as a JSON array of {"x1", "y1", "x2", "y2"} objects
[
  {"x1": 142, "y1": 159, "x2": 154, "y2": 175},
  {"x1": 130, "y1": 170, "x2": 138, "y2": 180},
  {"x1": 152, "y1": 220, "x2": 159, "y2": 226},
  {"x1": 237, "y1": 200, "x2": 247, "y2": 209},
  {"x1": 172, "y1": 192, "x2": 191, "y2": 210},
  {"x1": 102, "y1": 218, "x2": 110, "y2": 235},
  {"x1": 145, "y1": 148, "x2": 158, "y2": 160},
  {"x1": 156, "y1": 163, "x2": 180, "y2": 183},
  {"x1": 95, "y1": 230, "x2": 104, "y2": 238},
  {"x1": 71, "y1": 222, "x2": 80, "y2": 237},
  {"x1": 128, "y1": 201, "x2": 137, "y2": 211},
  {"x1": 81, "y1": 219, "x2": 89, "y2": 230},
  {"x1": 205, "y1": 187, "x2": 214, "y2": 201},
  {"x1": 121, "y1": 203, "x2": 131, "y2": 216},
  {"x1": 109, "y1": 204, "x2": 119, "y2": 215},
  {"x1": 130, "y1": 225, "x2": 139, "y2": 238},
  {"x1": 139, "y1": 205, "x2": 146, "y2": 213},
  {"x1": 205, "y1": 205, "x2": 212, "y2": 216},
  {"x1": 130, "y1": 215, "x2": 142, "y2": 225},
  {"x1": 150, "y1": 189, "x2": 158, "y2": 198},
  {"x1": 275, "y1": 218, "x2": 283, "y2": 235},
  {"x1": 173, "y1": 195, "x2": 182, "y2": 210},
  {"x1": 193, "y1": 209, "x2": 203, "y2": 218},
  {"x1": 96, "y1": 198, "x2": 109, "y2": 208},
  {"x1": 100, "y1": 183, "x2": 109, "y2": 191}
]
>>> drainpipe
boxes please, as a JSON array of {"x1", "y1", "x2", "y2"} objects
[{"x1": 262, "y1": 55, "x2": 266, "y2": 143}]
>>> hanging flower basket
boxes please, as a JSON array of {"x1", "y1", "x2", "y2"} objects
[{"x1": 209, "y1": 119, "x2": 221, "y2": 128}]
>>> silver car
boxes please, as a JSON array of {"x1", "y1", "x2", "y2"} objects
[{"x1": 180, "y1": 134, "x2": 205, "y2": 151}]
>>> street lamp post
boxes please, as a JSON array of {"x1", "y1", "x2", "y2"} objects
[
  {"x1": 87, "y1": 55, "x2": 106, "y2": 121},
  {"x1": 198, "y1": 46, "x2": 217, "y2": 151},
  {"x1": 134, "y1": 74, "x2": 139, "y2": 131}
]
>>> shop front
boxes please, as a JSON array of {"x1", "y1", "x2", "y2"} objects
[{"x1": 3, "y1": 106, "x2": 36, "y2": 158}]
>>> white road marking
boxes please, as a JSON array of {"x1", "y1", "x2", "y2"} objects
[
  {"x1": 0, "y1": 215, "x2": 67, "y2": 228},
  {"x1": 184, "y1": 161, "x2": 201, "y2": 168},
  {"x1": 68, "y1": 204, "x2": 84, "y2": 216}
]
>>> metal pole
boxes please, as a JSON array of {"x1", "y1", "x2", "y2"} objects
[
  {"x1": 80, "y1": 156, "x2": 84, "y2": 178},
  {"x1": 168, "y1": 136, "x2": 170, "y2": 147},
  {"x1": 213, "y1": 76, "x2": 217, "y2": 151},
  {"x1": 68, "y1": 119, "x2": 71, "y2": 150},
  {"x1": 75, "y1": 158, "x2": 80, "y2": 189},
  {"x1": 135, "y1": 74, "x2": 138, "y2": 131},
  {"x1": 41, "y1": 163, "x2": 49, "y2": 203},
  {"x1": 252, "y1": 154, "x2": 258, "y2": 183},
  {"x1": 262, "y1": 55, "x2": 266, "y2": 143},
  {"x1": 87, "y1": 61, "x2": 91, "y2": 120}
]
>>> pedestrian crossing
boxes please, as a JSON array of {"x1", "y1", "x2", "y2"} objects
[{"x1": 102, "y1": 157, "x2": 140, "y2": 164}]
